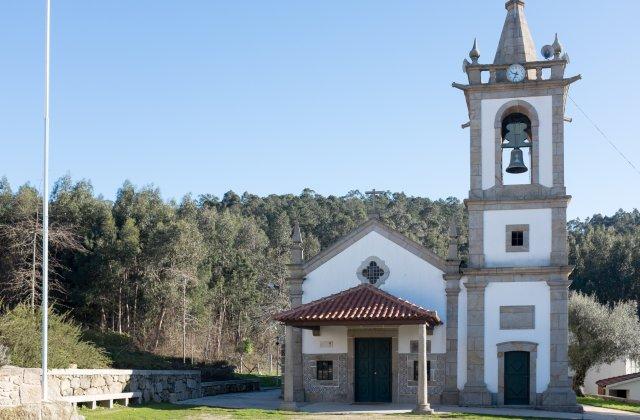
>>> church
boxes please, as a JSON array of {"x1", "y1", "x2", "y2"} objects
[{"x1": 274, "y1": 0, "x2": 581, "y2": 413}]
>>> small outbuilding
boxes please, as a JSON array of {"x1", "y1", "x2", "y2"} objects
[{"x1": 597, "y1": 372, "x2": 640, "y2": 401}]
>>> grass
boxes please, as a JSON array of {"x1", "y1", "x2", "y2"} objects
[
  {"x1": 80, "y1": 403, "x2": 291, "y2": 419},
  {"x1": 235, "y1": 373, "x2": 281, "y2": 388},
  {"x1": 578, "y1": 395, "x2": 640, "y2": 414},
  {"x1": 79, "y1": 403, "x2": 539, "y2": 420}
]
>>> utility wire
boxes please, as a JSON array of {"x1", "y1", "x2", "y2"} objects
[{"x1": 568, "y1": 94, "x2": 640, "y2": 178}]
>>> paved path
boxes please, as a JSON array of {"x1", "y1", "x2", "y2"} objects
[{"x1": 178, "y1": 389, "x2": 640, "y2": 419}]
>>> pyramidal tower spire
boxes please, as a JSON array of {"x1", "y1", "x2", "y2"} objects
[{"x1": 493, "y1": 0, "x2": 537, "y2": 65}]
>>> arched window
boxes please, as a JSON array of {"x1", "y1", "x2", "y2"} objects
[{"x1": 493, "y1": 100, "x2": 541, "y2": 188}]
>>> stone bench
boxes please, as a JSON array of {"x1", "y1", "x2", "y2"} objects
[{"x1": 60, "y1": 391, "x2": 142, "y2": 409}]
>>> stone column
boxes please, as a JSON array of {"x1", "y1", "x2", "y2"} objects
[
  {"x1": 550, "y1": 205, "x2": 568, "y2": 266},
  {"x1": 413, "y1": 323, "x2": 433, "y2": 414},
  {"x1": 461, "y1": 278, "x2": 491, "y2": 406},
  {"x1": 541, "y1": 277, "x2": 581, "y2": 412},
  {"x1": 279, "y1": 277, "x2": 304, "y2": 410},
  {"x1": 280, "y1": 325, "x2": 299, "y2": 411},
  {"x1": 467, "y1": 209, "x2": 484, "y2": 268},
  {"x1": 442, "y1": 278, "x2": 461, "y2": 404},
  {"x1": 280, "y1": 223, "x2": 305, "y2": 411}
]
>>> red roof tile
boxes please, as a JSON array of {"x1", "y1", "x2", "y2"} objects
[
  {"x1": 596, "y1": 372, "x2": 640, "y2": 387},
  {"x1": 273, "y1": 284, "x2": 441, "y2": 326}
]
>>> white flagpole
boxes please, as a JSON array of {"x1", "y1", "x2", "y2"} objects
[{"x1": 42, "y1": 0, "x2": 51, "y2": 403}]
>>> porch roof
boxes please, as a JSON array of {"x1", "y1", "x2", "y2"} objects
[{"x1": 273, "y1": 283, "x2": 441, "y2": 327}]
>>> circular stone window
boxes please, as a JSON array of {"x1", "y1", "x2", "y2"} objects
[{"x1": 356, "y1": 257, "x2": 390, "y2": 286}]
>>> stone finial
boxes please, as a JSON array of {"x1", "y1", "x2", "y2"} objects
[
  {"x1": 493, "y1": 0, "x2": 537, "y2": 65},
  {"x1": 469, "y1": 38, "x2": 480, "y2": 64},
  {"x1": 447, "y1": 218, "x2": 459, "y2": 261},
  {"x1": 552, "y1": 33, "x2": 563, "y2": 59},
  {"x1": 290, "y1": 221, "x2": 304, "y2": 264}
]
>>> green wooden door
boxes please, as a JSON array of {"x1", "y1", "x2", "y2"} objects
[
  {"x1": 355, "y1": 338, "x2": 391, "y2": 402},
  {"x1": 504, "y1": 351, "x2": 530, "y2": 405}
]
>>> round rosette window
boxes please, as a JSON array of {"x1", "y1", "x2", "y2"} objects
[{"x1": 356, "y1": 256, "x2": 390, "y2": 287}]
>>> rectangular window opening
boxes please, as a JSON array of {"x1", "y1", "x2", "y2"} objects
[
  {"x1": 316, "y1": 360, "x2": 333, "y2": 381},
  {"x1": 413, "y1": 360, "x2": 431, "y2": 381},
  {"x1": 511, "y1": 230, "x2": 524, "y2": 247},
  {"x1": 610, "y1": 389, "x2": 629, "y2": 399}
]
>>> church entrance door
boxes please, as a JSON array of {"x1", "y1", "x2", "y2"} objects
[
  {"x1": 504, "y1": 351, "x2": 530, "y2": 405},
  {"x1": 354, "y1": 338, "x2": 391, "y2": 402}
]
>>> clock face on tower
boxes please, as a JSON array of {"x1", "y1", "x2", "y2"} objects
[{"x1": 507, "y1": 64, "x2": 526, "y2": 82}]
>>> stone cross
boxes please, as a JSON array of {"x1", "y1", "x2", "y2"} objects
[{"x1": 365, "y1": 189, "x2": 385, "y2": 216}]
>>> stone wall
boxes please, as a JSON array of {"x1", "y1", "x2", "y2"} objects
[
  {"x1": 0, "y1": 366, "x2": 44, "y2": 408},
  {"x1": 302, "y1": 354, "x2": 348, "y2": 402},
  {"x1": 398, "y1": 353, "x2": 445, "y2": 404},
  {"x1": 48, "y1": 368, "x2": 202, "y2": 403},
  {"x1": 202, "y1": 379, "x2": 260, "y2": 397},
  {"x1": 0, "y1": 366, "x2": 202, "y2": 408},
  {"x1": 0, "y1": 366, "x2": 77, "y2": 419}
]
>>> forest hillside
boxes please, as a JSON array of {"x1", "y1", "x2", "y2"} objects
[{"x1": 0, "y1": 175, "x2": 637, "y2": 370}]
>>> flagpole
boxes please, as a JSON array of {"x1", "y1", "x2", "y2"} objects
[{"x1": 42, "y1": 0, "x2": 51, "y2": 403}]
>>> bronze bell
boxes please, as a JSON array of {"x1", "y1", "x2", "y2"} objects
[{"x1": 506, "y1": 148, "x2": 528, "y2": 174}]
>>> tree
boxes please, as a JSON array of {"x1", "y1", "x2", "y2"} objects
[
  {"x1": 569, "y1": 210, "x2": 640, "y2": 307},
  {"x1": 568, "y1": 292, "x2": 640, "y2": 394},
  {"x1": 0, "y1": 185, "x2": 85, "y2": 309}
]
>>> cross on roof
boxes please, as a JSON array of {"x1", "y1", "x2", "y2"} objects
[{"x1": 365, "y1": 189, "x2": 385, "y2": 216}]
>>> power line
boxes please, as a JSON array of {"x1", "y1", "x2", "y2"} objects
[{"x1": 568, "y1": 94, "x2": 640, "y2": 178}]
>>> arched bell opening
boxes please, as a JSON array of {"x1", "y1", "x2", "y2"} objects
[
  {"x1": 492, "y1": 100, "x2": 540, "y2": 187},
  {"x1": 501, "y1": 112, "x2": 532, "y2": 185}
]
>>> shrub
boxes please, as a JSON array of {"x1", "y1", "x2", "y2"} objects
[{"x1": 0, "y1": 304, "x2": 111, "y2": 368}]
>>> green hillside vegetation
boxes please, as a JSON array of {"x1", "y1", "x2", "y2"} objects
[
  {"x1": 0, "y1": 304, "x2": 110, "y2": 368},
  {"x1": 0, "y1": 175, "x2": 638, "y2": 369}
]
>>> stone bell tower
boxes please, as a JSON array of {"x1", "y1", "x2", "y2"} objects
[{"x1": 454, "y1": 0, "x2": 581, "y2": 411}]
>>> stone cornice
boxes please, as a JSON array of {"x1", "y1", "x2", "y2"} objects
[
  {"x1": 546, "y1": 278, "x2": 573, "y2": 289},
  {"x1": 301, "y1": 217, "x2": 446, "y2": 275},
  {"x1": 463, "y1": 265, "x2": 574, "y2": 277},
  {"x1": 452, "y1": 74, "x2": 581, "y2": 94},
  {"x1": 464, "y1": 195, "x2": 571, "y2": 209}
]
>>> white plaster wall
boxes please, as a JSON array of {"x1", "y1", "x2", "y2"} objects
[
  {"x1": 302, "y1": 230, "x2": 447, "y2": 354},
  {"x1": 457, "y1": 277, "x2": 468, "y2": 390},
  {"x1": 481, "y1": 96, "x2": 553, "y2": 189},
  {"x1": 484, "y1": 209, "x2": 552, "y2": 267},
  {"x1": 609, "y1": 380, "x2": 640, "y2": 400},
  {"x1": 302, "y1": 326, "x2": 348, "y2": 354},
  {"x1": 397, "y1": 324, "x2": 443, "y2": 354},
  {"x1": 484, "y1": 282, "x2": 550, "y2": 394},
  {"x1": 582, "y1": 359, "x2": 629, "y2": 395}
]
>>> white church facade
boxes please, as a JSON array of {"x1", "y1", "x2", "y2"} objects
[{"x1": 275, "y1": 0, "x2": 581, "y2": 412}]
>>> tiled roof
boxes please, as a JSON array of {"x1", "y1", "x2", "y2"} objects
[
  {"x1": 273, "y1": 284, "x2": 441, "y2": 327},
  {"x1": 596, "y1": 372, "x2": 640, "y2": 387}
]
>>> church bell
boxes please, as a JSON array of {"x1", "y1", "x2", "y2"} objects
[{"x1": 506, "y1": 148, "x2": 528, "y2": 174}]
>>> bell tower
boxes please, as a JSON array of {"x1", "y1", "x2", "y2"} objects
[{"x1": 454, "y1": 0, "x2": 582, "y2": 412}]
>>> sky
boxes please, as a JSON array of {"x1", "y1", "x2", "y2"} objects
[{"x1": 1, "y1": 1, "x2": 639, "y2": 220}]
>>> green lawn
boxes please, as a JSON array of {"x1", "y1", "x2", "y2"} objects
[
  {"x1": 80, "y1": 403, "x2": 290, "y2": 419},
  {"x1": 578, "y1": 395, "x2": 640, "y2": 414},
  {"x1": 79, "y1": 403, "x2": 538, "y2": 420}
]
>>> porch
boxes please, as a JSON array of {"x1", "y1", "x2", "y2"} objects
[{"x1": 273, "y1": 283, "x2": 443, "y2": 413}]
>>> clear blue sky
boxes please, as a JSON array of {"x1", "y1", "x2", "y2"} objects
[{"x1": 2, "y1": 1, "x2": 639, "y2": 219}]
